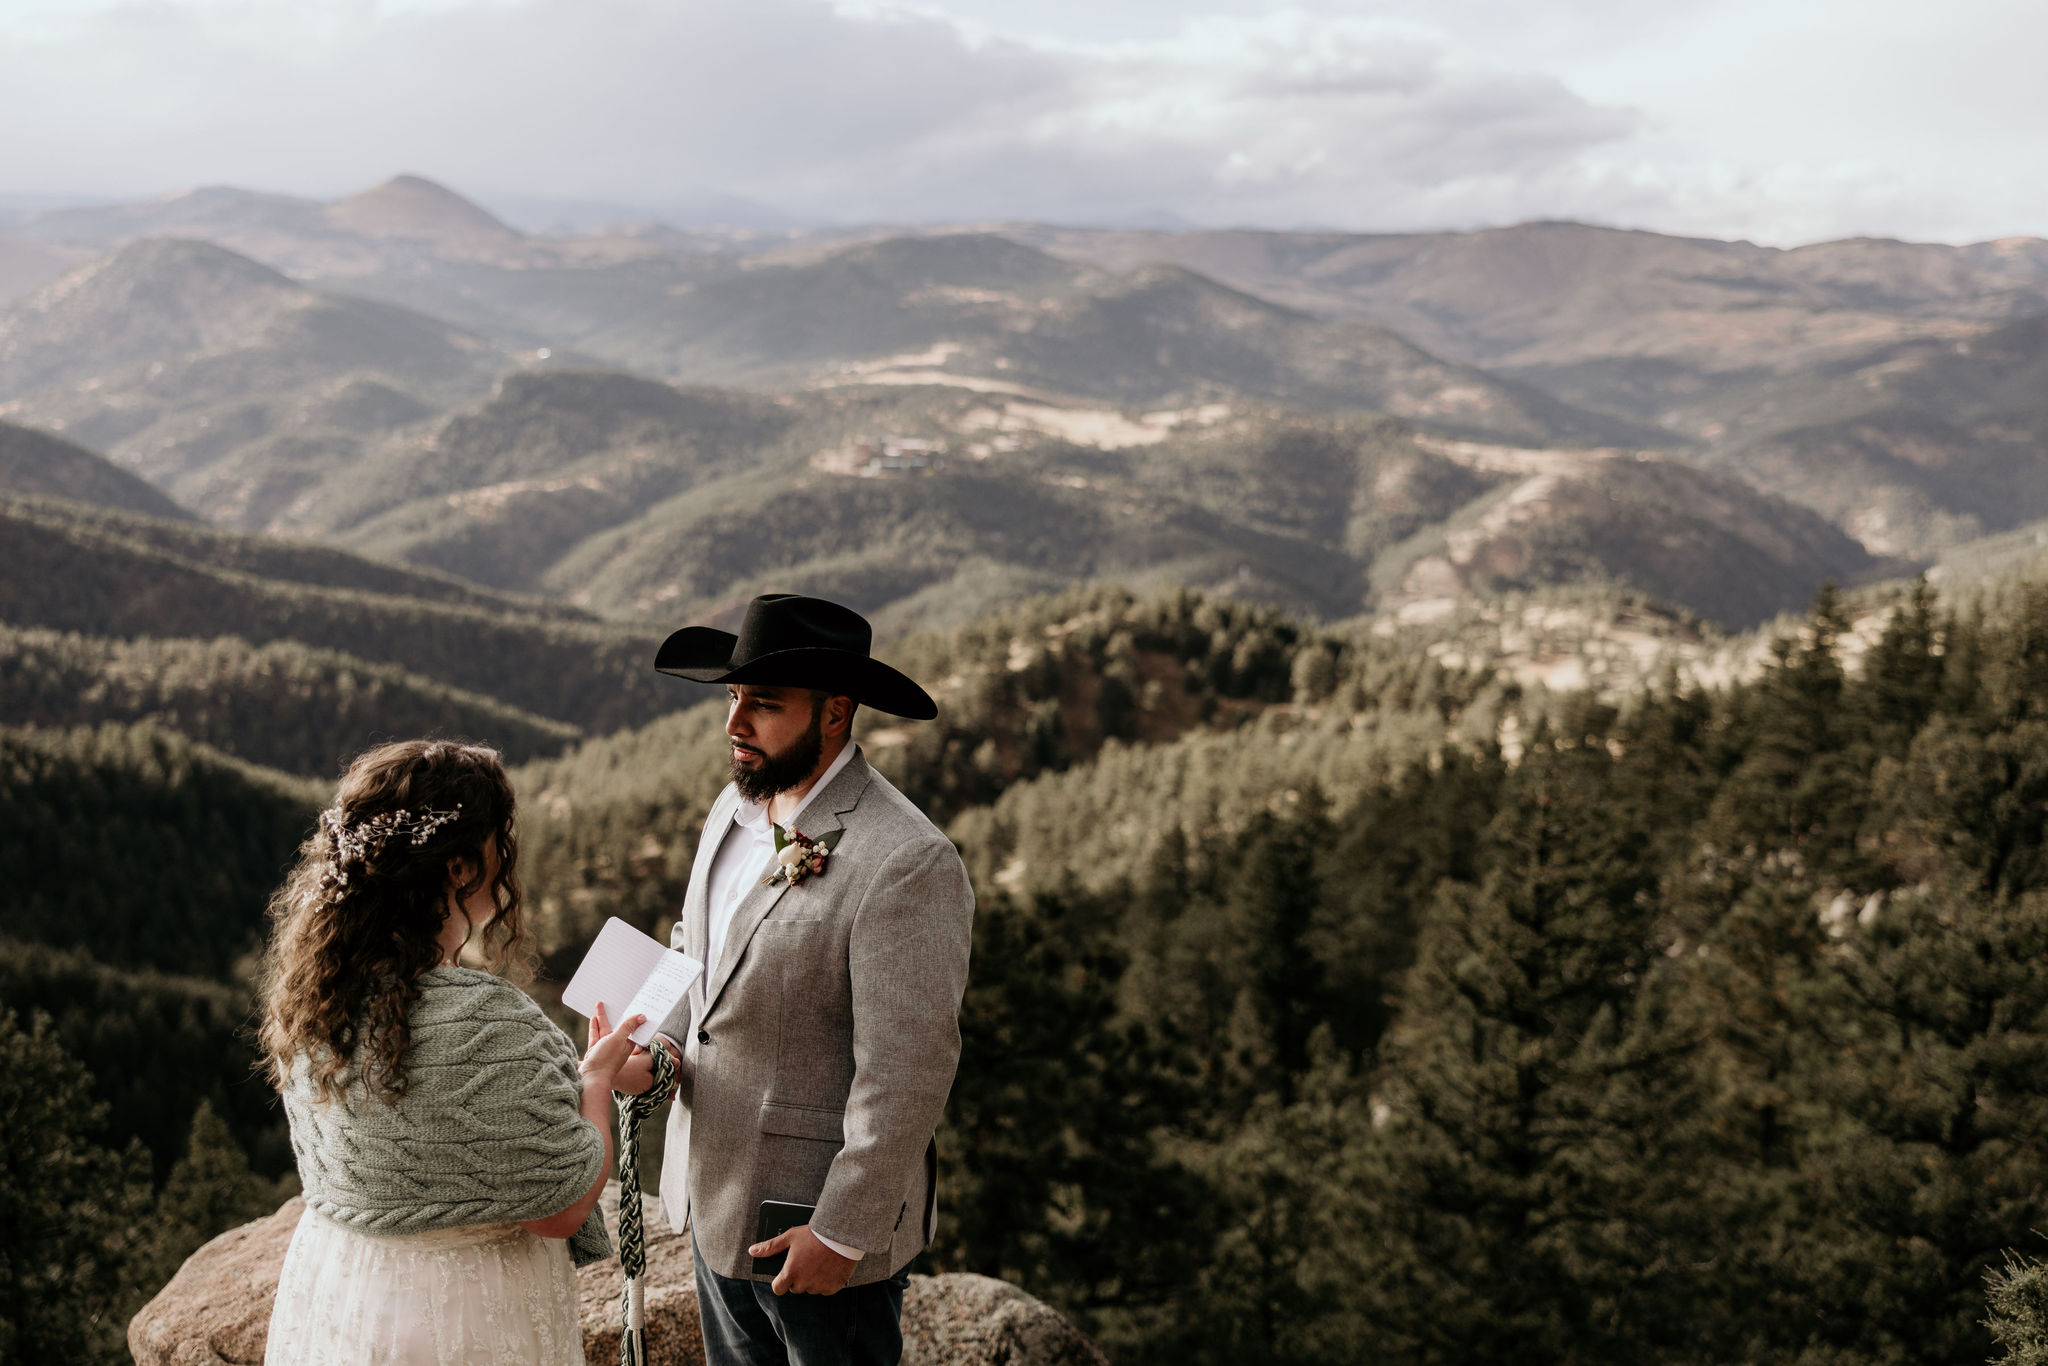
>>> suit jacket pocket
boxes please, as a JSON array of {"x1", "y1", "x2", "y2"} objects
[{"x1": 759, "y1": 1101, "x2": 846, "y2": 1143}]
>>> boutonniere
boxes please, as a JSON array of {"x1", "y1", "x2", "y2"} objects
[{"x1": 765, "y1": 826, "x2": 846, "y2": 888}]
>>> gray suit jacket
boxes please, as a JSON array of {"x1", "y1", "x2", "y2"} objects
[{"x1": 657, "y1": 748, "x2": 974, "y2": 1285}]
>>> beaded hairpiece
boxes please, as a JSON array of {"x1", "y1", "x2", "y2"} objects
[{"x1": 318, "y1": 804, "x2": 462, "y2": 886}]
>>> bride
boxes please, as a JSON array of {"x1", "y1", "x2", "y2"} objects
[{"x1": 258, "y1": 739, "x2": 656, "y2": 1365}]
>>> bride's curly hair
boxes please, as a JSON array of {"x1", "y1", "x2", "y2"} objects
[{"x1": 258, "y1": 739, "x2": 533, "y2": 1103}]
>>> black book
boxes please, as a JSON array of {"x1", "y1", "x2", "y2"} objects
[{"x1": 752, "y1": 1200, "x2": 817, "y2": 1278}]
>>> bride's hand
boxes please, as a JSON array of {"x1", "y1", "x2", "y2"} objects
[
  {"x1": 611, "y1": 1036, "x2": 674, "y2": 1097},
  {"x1": 580, "y1": 1002, "x2": 646, "y2": 1090}
]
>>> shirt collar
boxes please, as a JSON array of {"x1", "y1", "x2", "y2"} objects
[{"x1": 732, "y1": 742, "x2": 859, "y2": 836}]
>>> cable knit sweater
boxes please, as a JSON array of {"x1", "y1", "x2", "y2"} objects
[{"x1": 280, "y1": 966, "x2": 612, "y2": 1266}]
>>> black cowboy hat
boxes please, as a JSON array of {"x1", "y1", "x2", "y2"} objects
[{"x1": 654, "y1": 594, "x2": 937, "y2": 720}]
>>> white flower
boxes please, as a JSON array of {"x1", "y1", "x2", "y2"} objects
[{"x1": 778, "y1": 843, "x2": 806, "y2": 869}]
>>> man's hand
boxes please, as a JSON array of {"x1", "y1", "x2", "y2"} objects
[
  {"x1": 749, "y1": 1224, "x2": 856, "y2": 1296},
  {"x1": 609, "y1": 1036, "x2": 675, "y2": 1097}
]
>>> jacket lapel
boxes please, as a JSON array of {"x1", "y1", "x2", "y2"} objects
[{"x1": 699, "y1": 750, "x2": 875, "y2": 1020}]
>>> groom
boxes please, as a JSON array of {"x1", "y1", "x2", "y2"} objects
[{"x1": 647, "y1": 593, "x2": 974, "y2": 1366}]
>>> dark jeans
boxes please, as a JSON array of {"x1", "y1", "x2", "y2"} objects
[{"x1": 693, "y1": 1234, "x2": 910, "y2": 1366}]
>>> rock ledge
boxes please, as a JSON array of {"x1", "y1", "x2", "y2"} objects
[{"x1": 130, "y1": 1196, "x2": 1109, "y2": 1366}]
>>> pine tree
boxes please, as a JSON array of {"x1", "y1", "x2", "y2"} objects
[
  {"x1": 931, "y1": 886, "x2": 1201, "y2": 1363},
  {"x1": 1223, "y1": 800, "x2": 1336, "y2": 1104},
  {"x1": 1704, "y1": 586, "x2": 1879, "y2": 883},
  {"x1": 1667, "y1": 875, "x2": 1840, "y2": 1362},
  {"x1": 1988, "y1": 1245, "x2": 2048, "y2": 1366},
  {"x1": 1792, "y1": 880, "x2": 2048, "y2": 1364},
  {"x1": 134, "y1": 1100, "x2": 291, "y2": 1293},
  {"x1": 0, "y1": 1007, "x2": 154, "y2": 1366},
  {"x1": 1172, "y1": 1039, "x2": 1378, "y2": 1366},
  {"x1": 1856, "y1": 578, "x2": 1943, "y2": 745},
  {"x1": 1354, "y1": 741, "x2": 1704, "y2": 1366},
  {"x1": 1314, "y1": 749, "x2": 1506, "y2": 1057}
]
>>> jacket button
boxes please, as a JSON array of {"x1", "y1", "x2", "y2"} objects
[{"x1": 697, "y1": 1030, "x2": 711, "y2": 1044}]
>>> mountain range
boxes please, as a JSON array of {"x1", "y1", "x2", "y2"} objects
[
  {"x1": 1017, "y1": 221, "x2": 2048, "y2": 389},
  {"x1": 0, "y1": 237, "x2": 507, "y2": 527},
  {"x1": 10, "y1": 176, "x2": 586, "y2": 276},
  {"x1": 1021, "y1": 221, "x2": 2048, "y2": 559},
  {"x1": 319, "y1": 230, "x2": 1650, "y2": 446},
  {"x1": 2, "y1": 174, "x2": 2044, "y2": 631}
]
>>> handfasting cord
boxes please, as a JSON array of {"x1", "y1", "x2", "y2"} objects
[{"x1": 616, "y1": 1040, "x2": 680, "y2": 1366}]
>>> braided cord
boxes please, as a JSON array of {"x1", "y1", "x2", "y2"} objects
[{"x1": 616, "y1": 1040, "x2": 680, "y2": 1366}]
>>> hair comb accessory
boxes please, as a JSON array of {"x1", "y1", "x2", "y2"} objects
[{"x1": 318, "y1": 804, "x2": 463, "y2": 885}]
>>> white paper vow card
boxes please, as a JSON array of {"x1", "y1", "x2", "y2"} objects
[{"x1": 562, "y1": 917, "x2": 704, "y2": 1047}]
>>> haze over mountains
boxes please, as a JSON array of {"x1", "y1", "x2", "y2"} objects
[{"x1": 2, "y1": 173, "x2": 2045, "y2": 637}]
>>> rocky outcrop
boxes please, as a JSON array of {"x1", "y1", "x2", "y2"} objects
[
  {"x1": 897, "y1": 1272, "x2": 1113, "y2": 1366},
  {"x1": 127, "y1": 1199, "x2": 288, "y2": 1366},
  {"x1": 129, "y1": 1195, "x2": 1109, "y2": 1366}
]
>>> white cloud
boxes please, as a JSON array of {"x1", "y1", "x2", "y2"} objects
[
  {"x1": 0, "y1": 0, "x2": 2040, "y2": 243},
  {"x1": 0, "y1": 0, "x2": 1638, "y2": 228}
]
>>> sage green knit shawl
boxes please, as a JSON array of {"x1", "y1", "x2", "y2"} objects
[{"x1": 281, "y1": 966, "x2": 612, "y2": 1266}]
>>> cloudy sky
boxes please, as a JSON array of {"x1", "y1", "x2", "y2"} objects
[{"x1": 0, "y1": 0, "x2": 2041, "y2": 245}]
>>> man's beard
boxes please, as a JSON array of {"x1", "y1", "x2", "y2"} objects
[{"x1": 730, "y1": 702, "x2": 825, "y2": 804}]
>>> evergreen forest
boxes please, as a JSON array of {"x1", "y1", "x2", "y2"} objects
[{"x1": 10, "y1": 551, "x2": 2048, "y2": 1365}]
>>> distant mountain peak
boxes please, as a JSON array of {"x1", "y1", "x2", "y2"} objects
[
  {"x1": 324, "y1": 175, "x2": 519, "y2": 243},
  {"x1": 24, "y1": 236, "x2": 297, "y2": 312},
  {"x1": 0, "y1": 237, "x2": 308, "y2": 404},
  {"x1": 102, "y1": 234, "x2": 292, "y2": 275},
  {"x1": 154, "y1": 184, "x2": 316, "y2": 211}
]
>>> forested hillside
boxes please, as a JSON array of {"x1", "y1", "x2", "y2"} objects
[
  {"x1": 504, "y1": 585, "x2": 1512, "y2": 957},
  {"x1": 451, "y1": 577, "x2": 2048, "y2": 1366},
  {"x1": 0, "y1": 722, "x2": 319, "y2": 977},
  {"x1": 14, "y1": 566, "x2": 2048, "y2": 1365},
  {"x1": 0, "y1": 494, "x2": 679, "y2": 735},
  {"x1": 0, "y1": 625, "x2": 581, "y2": 774},
  {"x1": 0, "y1": 486, "x2": 717, "y2": 1366},
  {"x1": 934, "y1": 580, "x2": 2048, "y2": 1366}
]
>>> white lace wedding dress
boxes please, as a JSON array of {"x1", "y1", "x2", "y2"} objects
[{"x1": 264, "y1": 1205, "x2": 586, "y2": 1365}]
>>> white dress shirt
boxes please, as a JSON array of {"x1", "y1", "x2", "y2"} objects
[
  {"x1": 704, "y1": 741, "x2": 858, "y2": 975},
  {"x1": 693, "y1": 740, "x2": 864, "y2": 1263}
]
